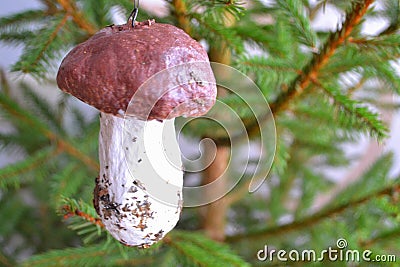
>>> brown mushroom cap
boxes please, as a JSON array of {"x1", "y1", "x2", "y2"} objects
[{"x1": 56, "y1": 21, "x2": 216, "y2": 120}]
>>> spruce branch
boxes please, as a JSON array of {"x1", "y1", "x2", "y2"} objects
[
  {"x1": 61, "y1": 204, "x2": 104, "y2": 228},
  {"x1": 0, "y1": 251, "x2": 14, "y2": 267},
  {"x1": 56, "y1": 139, "x2": 99, "y2": 172},
  {"x1": 360, "y1": 227, "x2": 400, "y2": 248},
  {"x1": 269, "y1": 0, "x2": 375, "y2": 114},
  {"x1": 277, "y1": 0, "x2": 317, "y2": 48},
  {"x1": 227, "y1": 183, "x2": 400, "y2": 243},
  {"x1": 0, "y1": 93, "x2": 99, "y2": 171},
  {"x1": 0, "y1": 68, "x2": 10, "y2": 96},
  {"x1": 191, "y1": 13, "x2": 244, "y2": 54},
  {"x1": 186, "y1": 0, "x2": 245, "y2": 22},
  {"x1": 59, "y1": 197, "x2": 105, "y2": 244},
  {"x1": 210, "y1": 0, "x2": 375, "y2": 145},
  {"x1": 0, "y1": 10, "x2": 47, "y2": 32},
  {"x1": 21, "y1": 245, "x2": 113, "y2": 267},
  {"x1": 314, "y1": 80, "x2": 388, "y2": 139},
  {"x1": 113, "y1": 258, "x2": 155, "y2": 266},
  {"x1": 22, "y1": 243, "x2": 155, "y2": 267},
  {"x1": 236, "y1": 55, "x2": 302, "y2": 74},
  {"x1": 0, "y1": 147, "x2": 59, "y2": 189},
  {"x1": 56, "y1": 0, "x2": 97, "y2": 35},
  {"x1": 40, "y1": 0, "x2": 59, "y2": 14},
  {"x1": 0, "y1": 31, "x2": 36, "y2": 46},
  {"x1": 167, "y1": 231, "x2": 251, "y2": 267},
  {"x1": 2, "y1": 0, "x2": 399, "y2": 262},
  {"x1": 31, "y1": 13, "x2": 68, "y2": 70},
  {"x1": 12, "y1": 14, "x2": 70, "y2": 76},
  {"x1": 348, "y1": 34, "x2": 400, "y2": 50},
  {"x1": 347, "y1": 77, "x2": 367, "y2": 96},
  {"x1": 378, "y1": 0, "x2": 400, "y2": 35},
  {"x1": 370, "y1": 63, "x2": 400, "y2": 95},
  {"x1": 20, "y1": 82, "x2": 66, "y2": 135},
  {"x1": 50, "y1": 163, "x2": 87, "y2": 206}
]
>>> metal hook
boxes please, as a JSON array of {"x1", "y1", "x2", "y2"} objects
[{"x1": 128, "y1": 0, "x2": 140, "y2": 28}]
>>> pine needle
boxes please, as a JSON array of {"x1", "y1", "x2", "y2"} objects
[
  {"x1": 316, "y1": 80, "x2": 389, "y2": 140},
  {"x1": 12, "y1": 13, "x2": 70, "y2": 77},
  {"x1": 277, "y1": 0, "x2": 317, "y2": 48},
  {"x1": 169, "y1": 231, "x2": 251, "y2": 267},
  {"x1": 0, "y1": 10, "x2": 47, "y2": 32},
  {"x1": 0, "y1": 147, "x2": 58, "y2": 189}
]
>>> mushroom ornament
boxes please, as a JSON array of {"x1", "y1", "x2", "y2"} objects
[{"x1": 57, "y1": 20, "x2": 217, "y2": 248}]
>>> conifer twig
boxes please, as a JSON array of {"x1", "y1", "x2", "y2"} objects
[
  {"x1": 269, "y1": 0, "x2": 374, "y2": 114},
  {"x1": 57, "y1": 0, "x2": 97, "y2": 35},
  {"x1": 25, "y1": 13, "x2": 69, "y2": 74},
  {"x1": 0, "y1": 69, "x2": 10, "y2": 96},
  {"x1": 360, "y1": 228, "x2": 400, "y2": 248},
  {"x1": 347, "y1": 77, "x2": 366, "y2": 96},
  {"x1": 226, "y1": 183, "x2": 400, "y2": 243},
  {"x1": 0, "y1": 95, "x2": 99, "y2": 171},
  {"x1": 0, "y1": 252, "x2": 14, "y2": 267},
  {"x1": 0, "y1": 147, "x2": 60, "y2": 183},
  {"x1": 312, "y1": 78, "x2": 388, "y2": 139},
  {"x1": 22, "y1": 245, "x2": 112, "y2": 266},
  {"x1": 62, "y1": 204, "x2": 104, "y2": 228},
  {"x1": 213, "y1": 0, "x2": 375, "y2": 145},
  {"x1": 114, "y1": 258, "x2": 155, "y2": 266},
  {"x1": 240, "y1": 59, "x2": 302, "y2": 74},
  {"x1": 55, "y1": 137, "x2": 99, "y2": 172}
]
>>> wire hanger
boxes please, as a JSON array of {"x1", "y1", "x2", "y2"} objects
[{"x1": 127, "y1": 0, "x2": 140, "y2": 28}]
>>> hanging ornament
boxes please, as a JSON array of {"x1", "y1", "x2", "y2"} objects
[{"x1": 56, "y1": 2, "x2": 217, "y2": 248}]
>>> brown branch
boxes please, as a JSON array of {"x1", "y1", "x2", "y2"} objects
[
  {"x1": 347, "y1": 77, "x2": 367, "y2": 96},
  {"x1": 201, "y1": 145, "x2": 230, "y2": 242},
  {"x1": 0, "y1": 252, "x2": 14, "y2": 267},
  {"x1": 62, "y1": 205, "x2": 104, "y2": 228},
  {"x1": 0, "y1": 148, "x2": 61, "y2": 180},
  {"x1": 24, "y1": 13, "x2": 69, "y2": 73},
  {"x1": 0, "y1": 98, "x2": 99, "y2": 172},
  {"x1": 226, "y1": 183, "x2": 400, "y2": 243},
  {"x1": 200, "y1": 8, "x2": 236, "y2": 242},
  {"x1": 360, "y1": 228, "x2": 400, "y2": 248},
  {"x1": 172, "y1": 0, "x2": 191, "y2": 35},
  {"x1": 57, "y1": 0, "x2": 97, "y2": 35},
  {"x1": 39, "y1": 126, "x2": 99, "y2": 172},
  {"x1": 0, "y1": 69, "x2": 10, "y2": 96},
  {"x1": 212, "y1": 0, "x2": 375, "y2": 146},
  {"x1": 55, "y1": 137, "x2": 99, "y2": 172},
  {"x1": 240, "y1": 60, "x2": 302, "y2": 74},
  {"x1": 269, "y1": 0, "x2": 374, "y2": 114}
]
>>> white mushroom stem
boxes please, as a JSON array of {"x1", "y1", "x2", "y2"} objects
[{"x1": 95, "y1": 112, "x2": 183, "y2": 247}]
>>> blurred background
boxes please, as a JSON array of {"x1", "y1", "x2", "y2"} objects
[{"x1": 1, "y1": 0, "x2": 400, "y2": 266}]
